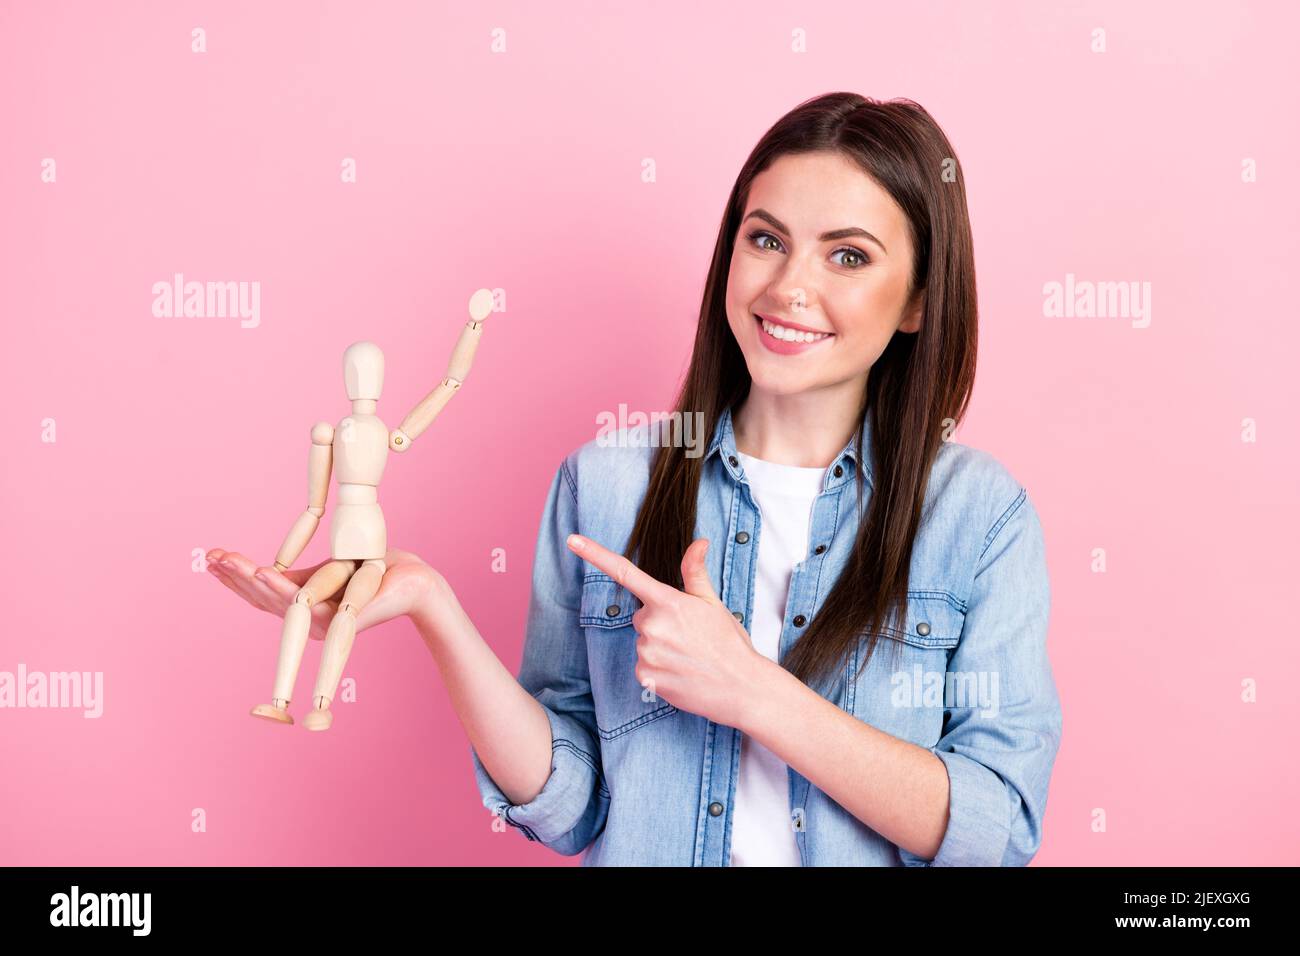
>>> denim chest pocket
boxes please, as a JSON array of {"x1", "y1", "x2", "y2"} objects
[
  {"x1": 846, "y1": 590, "x2": 966, "y2": 734},
  {"x1": 579, "y1": 574, "x2": 679, "y2": 740}
]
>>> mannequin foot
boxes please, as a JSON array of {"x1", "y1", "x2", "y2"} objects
[
  {"x1": 301, "y1": 706, "x2": 333, "y2": 732},
  {"x1": 250, "y1": 702, "x2": 293, "y2": 724}
]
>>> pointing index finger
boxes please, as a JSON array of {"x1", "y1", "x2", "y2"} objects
[{"x1": 567, "y1": 534, "x2": 674, "y2": 605}]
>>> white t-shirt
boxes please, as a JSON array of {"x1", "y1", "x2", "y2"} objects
[{"x1": 728, "y1": 449, "x2": 828, "y2": 866}]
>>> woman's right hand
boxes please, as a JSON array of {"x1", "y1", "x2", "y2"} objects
[{"x1": 205, "y1": 547, "x2": 448, "y2": 642}]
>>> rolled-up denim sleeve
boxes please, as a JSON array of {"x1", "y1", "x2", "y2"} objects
[
  {"x1": 468, "y1": 457, "x2": 609, "y2": 855},
  {"x1": 899, "y1": 488, "x2": 1063, "y2": 867}
]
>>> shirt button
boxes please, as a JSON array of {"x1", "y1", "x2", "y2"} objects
[
  {"x1": 793, "y1": 614, "x2": 807, "y2": 627},
  {"x1": 606, "y1": 604, "x2": 621, "y2": 617},
  {"x1": 735, "y1": 531, "x2": 750, "y2": 544},
  {"x1": 916, "y1": 621, "x2": 931, "y2": 636},
  {"x1": 728, "y1": 455, "x2": 739, "y2": 467},
  {"x1": 813, "y1": 544, "x2": 826, "y2": 555},
  {"x1": 708, "y1": 802, "x2": 724, "y2": 817},
  {"x1": 732, "y1": 610, "x2": 743, "y2": 623},
  {"x1": 833, "y1": 465, "x2": 844, "y2": 478}
]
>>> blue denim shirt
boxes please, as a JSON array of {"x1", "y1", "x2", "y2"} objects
[{"x1": 469, "y1": 405, "x2": 1062, "y2": 865}]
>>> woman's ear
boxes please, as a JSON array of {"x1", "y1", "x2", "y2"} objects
[{"x1": 898, "y1": 288, "x2": 925, "y2": 334}]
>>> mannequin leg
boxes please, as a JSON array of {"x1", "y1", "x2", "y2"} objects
[
  {"x1": 301, "y1": 558, "x2": 386, "y2": 731},
  {"x1": 250, "y1": 559, "x2": 356, "y2": 724}
]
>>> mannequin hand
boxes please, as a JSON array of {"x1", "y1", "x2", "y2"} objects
[{"x1": 205, "y1": 547, "x2": 446, "y2": 642}]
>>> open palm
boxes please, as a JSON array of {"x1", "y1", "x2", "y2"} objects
[{"x1": 205, "y1": 547, "x2": 441, "y2": 641}]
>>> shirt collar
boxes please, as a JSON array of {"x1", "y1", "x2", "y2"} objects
[{"x1": 705, "y1": 404, "x2": 873, "y2": 492}]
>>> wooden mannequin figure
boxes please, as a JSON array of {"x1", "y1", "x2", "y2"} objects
[{"x1": 250, "y1": 288, "x2": 495, "y2": 731}]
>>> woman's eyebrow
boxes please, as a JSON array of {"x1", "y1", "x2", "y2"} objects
[{"x1": 743, "y1": 208, "x2": 887, "y2": 254}]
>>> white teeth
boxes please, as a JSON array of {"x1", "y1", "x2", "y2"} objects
[{"x1": 760, "y1": 318, "x2": 831, "y2": 344}]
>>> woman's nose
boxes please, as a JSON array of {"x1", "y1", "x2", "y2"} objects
[{"x1": 768, "y1": 258, "x2": 819, "y2": 314}]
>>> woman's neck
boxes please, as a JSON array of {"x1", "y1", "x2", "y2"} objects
[{"x1": 732, "y1": 382, "x2": 865, "y2": 469}]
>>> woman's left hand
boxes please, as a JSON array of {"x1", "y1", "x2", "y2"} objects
[{"x1": 566, "y1": 533, "x2": 769, "y2": 729}]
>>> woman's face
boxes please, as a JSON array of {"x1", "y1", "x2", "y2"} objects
[{"x1": 725, "y1": 150, "x2": 923, "y2": 398}]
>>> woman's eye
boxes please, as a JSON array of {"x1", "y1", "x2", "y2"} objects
[
  {"x1": 831, "y1": 246, "x2": 870, "y2": 269},
  {"x1": 747, "y1": 231, "x2": 869, "y2": 269}
]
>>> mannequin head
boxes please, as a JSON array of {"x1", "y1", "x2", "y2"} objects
[{"x1": 343, "y1": 341, "x2": 384, "y2": 402}]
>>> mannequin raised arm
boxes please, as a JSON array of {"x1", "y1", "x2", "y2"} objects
[
  {"x1": 271, "y1": 421, "x2": 334, "y2": 571},
  {"x1": 389, "y1": 288, "x2": 495, "y2": 453}
]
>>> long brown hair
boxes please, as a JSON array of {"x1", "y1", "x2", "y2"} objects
[{"x1": 624, "y1": 92, "x2": 978, "y2": 693}]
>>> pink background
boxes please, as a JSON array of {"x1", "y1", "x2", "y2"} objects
[{"x1": 1, "y1": 0, "x2": 1296, "y2": 866}]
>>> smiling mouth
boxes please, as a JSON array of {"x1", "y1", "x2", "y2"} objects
[{"x1": 754, "y1": 314, "x2": 835, "y2": 344}]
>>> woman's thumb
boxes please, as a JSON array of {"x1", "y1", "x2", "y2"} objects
[{"x1": 680, "y1": 538, "x2": 720, "y2": 602}]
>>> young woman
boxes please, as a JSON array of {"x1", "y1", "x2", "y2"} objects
[{"x1": 208, "y1": 92, "x2": 1062, "y2": 866}]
